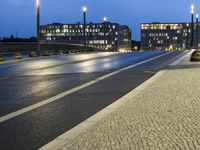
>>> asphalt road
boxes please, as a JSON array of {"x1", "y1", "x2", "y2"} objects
[{"x1": 0, "y1": 51, "x2": 184, "y2": 150}]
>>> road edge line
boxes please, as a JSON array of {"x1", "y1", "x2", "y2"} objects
[{"x1": 169, "y1": 50, "x2": 192, "y2": 66}]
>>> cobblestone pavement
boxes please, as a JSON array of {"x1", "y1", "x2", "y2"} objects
[{"x1": 60, "y1": 66, "x2": 200, "y2": 150}]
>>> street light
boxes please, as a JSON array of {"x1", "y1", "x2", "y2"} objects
[
  {"x1": 103, "y1": 17, "x2": 108, "y2": 50},
  {"x1": 196, "y1": 14, "x2": 199, "y2": 21},
  {"x1": 82, "y1": 6, "x2": 87, "y2": 50},
  {"x1": 189, "y1": 5, "x2": 200, "y2": 62},
  {"x1": 196, "y1": 14, "x2": 199, "y2": 48},
  {"x1": 191, "y1": 4, "x2": 194, "y2": 14},
  {"x1": 36, "y1": 0, "x2": 40, "y2": 56},
  {"x1": 191, "y1": 4, "x2": 195, "y2": 48},
  {"x1": 103, "y1": 17, "x2": 107, "y2": 22}
]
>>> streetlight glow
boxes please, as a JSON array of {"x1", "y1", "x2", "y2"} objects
[
  {"x1": 82, "y1": 6, "x2": 87, "y2": 12},
  {"x1": 103, "y1": 17, "x2": 107, "y2": 22},
  {"x1": 191, "y1": 4, "x2": 195, "y2": 14},
  {"x1": 196, "y1": 14, "x2": 199, "y2": 19},
  {"x1": 36, "y1": 0, "x2": 40, "y2": 8}
]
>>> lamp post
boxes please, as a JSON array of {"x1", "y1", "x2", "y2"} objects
[
  {"x1": 103, "y1": 17, "x2": 107, "y2": 50},
  {"x1": 186, "y1": 23, "x2": 189, "y2": 48},
  {"x1": 82, "y1": 6, "x2": 87, "y2": 50},
  {"x1": 36, "y1": 0, "x2": 40, "y2": 56},
  {"x1": 191, "y1": 4, "x2": 195, "y2": 48},
  {"x1": 167, "y1": 36, "x2": 170, "y2": 50},
  {"x1": 196, "y1": 14, "x2": 199, "y2": 48}
]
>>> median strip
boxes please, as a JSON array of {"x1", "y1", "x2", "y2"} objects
[{"x1": 0, "y1": 52, "x2": 172, "y2": 123}]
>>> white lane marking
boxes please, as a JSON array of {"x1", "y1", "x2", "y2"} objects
[
  {"x1": 0, "y1": 52, "x2": 172, "y2": 123},
  {"x1": 153, "y1": 50, "x2": 188, "y2": 69},
  {"x1": 169, "y1": 50, "x2": 193, "y2": 66}
]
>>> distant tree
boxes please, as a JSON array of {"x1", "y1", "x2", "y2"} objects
[{"x1": 1, "y1": 35, "x2": 37, "y2": 42}]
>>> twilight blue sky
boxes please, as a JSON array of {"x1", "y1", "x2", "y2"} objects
[{"x1": 0, "y1": 0, "x2": 199, "y2": 40}]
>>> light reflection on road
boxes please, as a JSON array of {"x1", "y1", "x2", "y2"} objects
[
  {"x1": 0, "y1": 52, "x2": 119, "y2": 76},
  {"x1": 24, "y1": 51, "x2": 165, "y2": 76}
]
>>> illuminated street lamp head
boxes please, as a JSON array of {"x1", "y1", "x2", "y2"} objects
[
  {"x1": 191, "y1": 4, "x2": 194, "y2": 14},
  {"x1": 196, "y1": 14, "x2": 199, "y2": 19},
  {"x1": 36, "y1": 0, "x2": 40, "y2": 8},
  {"x1": 82, "y1": 6, "x2": 87, "y2": 12},
  {"x1": 103, "y1": 17, "x2": 107, "y2": 22}
]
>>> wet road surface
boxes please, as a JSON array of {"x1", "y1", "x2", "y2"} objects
[{"x1": 0, "y1": 51, "x2": 184, "y2": 150}]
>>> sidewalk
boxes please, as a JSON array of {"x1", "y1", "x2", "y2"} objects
[{"x1": 41, "y1": 51, "x2": 200, "y2": 150}]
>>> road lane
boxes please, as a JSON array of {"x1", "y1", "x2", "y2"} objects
[
  {"x1": 0, "y1": 73, "x2": 106, "y2": 116},
  {"x1": 0, "y1": 52, "x2": 119, "y2": 77},
  {"x1": 25, "y1": 51, "x2": 165, "y2": 75},
  {"x1": 0, "y1": 51, "x2": 184, "y2": 150},
  {"x1": 0, "y1": 51, "x2": 172, "y2": 123},
  {"x1": 0, "y1": 51, "x2": 165, "y2": 117}
]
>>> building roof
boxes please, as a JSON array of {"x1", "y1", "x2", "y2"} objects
[{"x1": 140, "y1": 22, "x2": 190, "y2": 25}]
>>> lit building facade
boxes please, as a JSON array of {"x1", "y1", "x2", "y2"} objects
[
  {"x1": 141, "y1": 22, "x2": 200, "y2": 50},
  {"x1": 40, "y1": 22, "x2": 132, "y2": 51}
]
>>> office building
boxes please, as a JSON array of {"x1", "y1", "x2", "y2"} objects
[
  {"x1": 141, "y1": 22, "x2": 200, "y2": 50},
  {"x1": 40, "y1": 22, "x2": 132, "y2": 51}
]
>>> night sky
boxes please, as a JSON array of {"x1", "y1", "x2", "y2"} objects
[{"x1": 0, "y1": 0, "x2": 199, "y2": 40}]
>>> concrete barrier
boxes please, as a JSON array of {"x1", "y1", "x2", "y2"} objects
[
  {"x1": 0, "y1": 42, "x2": 101, "y2": 53},
  {"x1": 63, "y1": 50, "x2": 69, "y2": 54},
  {"x1": 13, "y1": 53, "x2": 23, "y2": 59},
  {"x1": 190, "y1": 50, "x2": 200, "y2": 61},
  {"x1": 41, "y1": 51, "x2": 50, "y2": 56},
  {"x1": 29, "y1": 51, "x2": 38, "y2": 58},
  {"x1": 52, "y1": 50, "x2": 61, "y2": 55},
  {"x1": 0, "y1": 54, "x2": 5, "y2": 61}
]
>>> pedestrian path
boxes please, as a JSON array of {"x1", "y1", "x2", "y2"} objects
[{"x1": 41, "y1": 50, "x2": 200, "y2": 150}]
